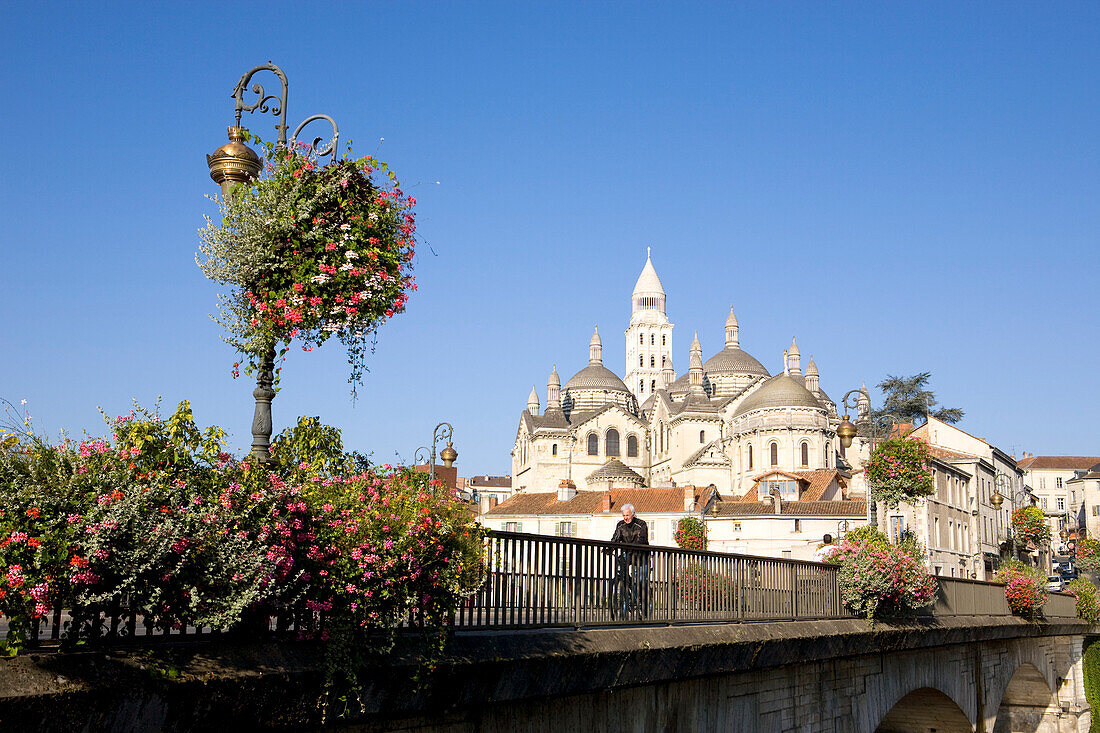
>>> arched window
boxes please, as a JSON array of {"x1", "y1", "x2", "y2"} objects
[
  {"x1": 800, "y1": 442, "x2": 809, "y2": 467},
  {"x1": 639, "y1": 333, "x2": 644, "y2": 344},
  {"x1": 587, "y1": 433, "x2": 598, "y2": 456},
  {"x1": 824, "y1": 445, "x2": 829, "y2": 468},
  {"x1": 639, "y1": 379, "x2": 644, "y2": 393},
  {"x1": 661, "y1": 355, "x2": 666, "y2": 366},
  {"x1": 650, "y1": 355, "x2": 655, "y2": 367},
  {"x1": 650, "y1": 333, "x2": 655, "y2": 345},
  {"x1": 662, "y1": 334, "x2": 666, "y2": 346},
  {"x1": 627, "y1": 435, "x2": 639, "y2": 457},
  {"x1": 748, "y1": 445, "x2": 753, "y2": 469},
  {"x1": 659, "y1": 422, "x2": 664, "y2": 453},
  {"x1": 639, "y1": 355, "x2": 644, "y2": 367},
  {"x1": 651, "y1": 379, "x2": 656, "y2": 392},
  {"x1": 606, "y1": 429, "x2": 620, "y2": 457},
  {"x1": 699, "y1": 430, "x2": 705, "y2": 444},
  {"x1": 552, "y1": 443, "x2": 558, "y2": 457},
  {"x1": 769, "y1": 442, "x2": 778, "y2": 467}
]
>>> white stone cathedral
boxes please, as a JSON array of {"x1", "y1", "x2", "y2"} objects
[{"x1": 512, "y1": 250, "x2": 859, "y2": 497}]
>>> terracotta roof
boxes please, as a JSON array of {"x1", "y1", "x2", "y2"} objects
[
  {"x1": 715, "y1": 500, "x2": 866, "y2": 517},
  {"x1": 485, "y1": 487, "x2": 702, "y2": 516},
  {"x1": 1017, "y1": 456, "x2": 1100, "y2": 471},
  {"x1": 797, "y1": 469, "x2": 843, "y2": 501},
  {"x1": 922, "y1": 444, "x2": 979, "y2": 462}
]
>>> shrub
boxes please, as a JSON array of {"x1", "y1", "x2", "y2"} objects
[
  {"x1": 829, "y1": 532, "x2": 937, "y2": 621},
  {"x1": 676, "y1": 561, "x2": 733, "y2": 610},
  {"x1": 864, "y1": 438, "x2": 934, "y2": 510},
  {"x1": 1066, "y1": 578, "x2": 1100, "y2": 623},
  {"x1": 994, "y1": 559, "x2": 1048, "y2": 616},
  {"x1": 673, "y1": 517, "x2": 706, "y2": 551}
]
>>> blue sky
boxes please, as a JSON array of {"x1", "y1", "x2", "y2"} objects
[{"x1": 2, "y1": 2, "x2": 1097, "y2": 473}]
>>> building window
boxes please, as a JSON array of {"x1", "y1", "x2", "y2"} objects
[
  {"x1": 890, "y1": 516, "x2": 905, "y2": 543},
  {"x1": 639, "y1": 355, "x2": 644, "y2": 367},
  {"x1": 824, "y1": 445, "x2": 830, "y2": 468},
  {"x1": 662, "y1": 334, "x2": 666, "y2": 346},
  {"x1": 551, "y1": 443, "x2": 557, "y2": 457},
  {"x1": 639, "y1": 334, "x2": 644, "y2": 344},
  {"x1": 651, "y1": 379, "x2": 656, "y2": 392},
  {"x1": 661, "y1": 355, "x2": 666, "y2": 366},
  {"x1": 769, "y1": 442, "x2": 778, "y2": 467},
  {"x1": 761, "y1": 479, "x2": 798, "y2": 499},
  {"x1": 748, "y1": 445, "x2": 753, "y2": 469},
  {"x1": 1057, "y1": 497, "x2": 1065, "y2": 511},
  {"x1": 733, "y1": 522, "x2": 742, "y2": 532},
  {"x1": 800, "y1": 442, "x2": 809, "y2": 467},
  {"x1": 782, "y1": 550, "x2": 792, "y2": 559},
  {"x1": 650, "y1": 355, "x2": 655, "y2": 367},
  {"x1": 506, "y1": 522, "x2": 521, "y2": 532},
  {"x1": 650, "y1": 334, "x2": 655, "y2": 345},
  {"x1": 793, "y1": 519, "x2": 801, "y2": 533},
  {"x1": 699, "y1": 430, "x2": 705, "y2": 444},
  {"x1": 587, "y1": 433, "x2": 598, "y2": 456},
  {"x1": 627, "y1": 435, "x2": 639, "y2": 457},
  {"x1": 606, "y1": 429, "x2": 620, "y2": 457},
  {"x1": 1057, "y1": 477, "x2": 1064, "y2": 489},
  {"x1": 639, "y1": 379, "x2": 644, "y2": 393},
  {"x1": 556, "y1": 522, "x2": 575, "y2": 538}
]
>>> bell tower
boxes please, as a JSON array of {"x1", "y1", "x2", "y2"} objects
[{"x1": 625, "y1": 248, "x2": 674, "y2": 401}]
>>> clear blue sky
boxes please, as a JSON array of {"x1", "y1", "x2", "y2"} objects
[{"x1": 2, "y1": 3, "x2": 1097, "y2": 473}]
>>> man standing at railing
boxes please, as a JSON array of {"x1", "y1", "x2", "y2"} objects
[{"x1": 610, "y1": 504, "x2": 650, "y2": 618}]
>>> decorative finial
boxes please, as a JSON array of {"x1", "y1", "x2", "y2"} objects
[{"x1": 647, "y1": 246, "x2": 651, "y2": 259}]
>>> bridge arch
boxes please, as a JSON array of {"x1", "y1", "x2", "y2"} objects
[
  {"x1": 989, "y1": 662, "x2": 1059, "y2": 733},
  {"x1": 875, "y1": 687, "x2": 973, "y2": 732}
]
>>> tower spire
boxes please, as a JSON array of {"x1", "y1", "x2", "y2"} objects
[
  {"x1": 689, "y1": 331, "x2": 705, "y2": 395},
  {"x1": 725, "y1": 306, "x2": 739, "y2": 348},
  {"x1": 547, "y1": 364, "x2": 561, "y2": 410},
  {"x1": 589, "y1": 326, "x2": 602, "y2": 365},
  {"x1": 788, "y1": 336, "x2": 801, "y2": 375}
]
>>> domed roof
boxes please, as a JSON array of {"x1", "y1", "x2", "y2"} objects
[
  {"x1": 733, "y1": 373, "x2": 825, "y2": 417},
  {"x1": 564, "y1": 363, "x2": 632, "y2": 394},
  {"x1": 702, "y1": 347, "x2": 770, "y2": 377}
]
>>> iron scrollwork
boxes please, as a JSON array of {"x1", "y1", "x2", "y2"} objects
[{"x1": 231, "y1": 62, "x2": 339, "y2": 159}]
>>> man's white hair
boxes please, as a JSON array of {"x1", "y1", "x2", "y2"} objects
[{"x1": 621, "y1": 503, "x2": 635, "y2": 515}]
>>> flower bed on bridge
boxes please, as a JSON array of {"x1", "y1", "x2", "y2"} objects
[
  {"x1": 994, "y1": 560, "x2": 1048, "y2": 616},
  {"x1": 0, "y1": 403, "x2": 483, "y2": 716},
  {"x1": 827, "y1": 527, "x2": 937, "y2": 621}
]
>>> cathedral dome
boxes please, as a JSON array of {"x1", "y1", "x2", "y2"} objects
[
  {"x1": 564, "y1": 363, "x2": 632, "y2": 394},
  {"x1": 733, "y1": 373, "x2": 823, "y2": 417},
  {"x1": 702, "y1": 347, "x2": 770, "y2": 377}
]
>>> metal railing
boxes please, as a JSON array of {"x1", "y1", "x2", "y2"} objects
[
  {"x1": 455, "y1": 531, "x2": 846, "y2": 628},
  {"x1": 454, "y1": 531, "x2": 1080, "y2": 629}
]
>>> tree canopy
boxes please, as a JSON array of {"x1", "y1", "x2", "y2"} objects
[{"x1": 871, "y1": 372, "x2": 964, "y2": 426}]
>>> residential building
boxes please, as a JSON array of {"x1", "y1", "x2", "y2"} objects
[{"x1": 1017, "y1": 455, "x2": 1100, "y2": 549}]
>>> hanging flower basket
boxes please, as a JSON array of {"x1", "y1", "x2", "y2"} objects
[
  {"x1": 864, "y1": 438, "x2": 934, "y2": 510},
  {"x1": 1077, "y1": 538, "x2": 1100, "y2": 575},
  {"x1": 673, "y1": 517, "x2": 706, "y2": 551},
  {"x1": 198, "y1": 136, "x2": 417, "y2": 393},
  {"x1": 1011, "y1": 506, "x2": 1051, "y2": 548}
]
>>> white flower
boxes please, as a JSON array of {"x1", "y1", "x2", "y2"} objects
[
  {"x1": 339, "y1": 262, "x2": 355, "y2": 272},
  {"x1": 310, "y1": 274, "x2": 331, "y2": 284},
  {"x1": 368, "y1": 212, "x2": 379, "y2": 222},
  {"x1": 340, "y1": 224, "x2": 351, "y2": 231},
  {"x1": 344, "y1": 251, "x2": 359, "y2": 260}
]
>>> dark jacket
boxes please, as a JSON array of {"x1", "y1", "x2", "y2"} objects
[{"x1": 611, "y1": 517, "x2": 649, "y2": 546}]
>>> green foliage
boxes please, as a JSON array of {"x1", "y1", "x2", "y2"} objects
[
  {"x1": 197, "y1": 140, "x2": 418, "y2": 394},
  {"x1": 1084, "y1": 637, "x2": 1100, "y2": 732},
  {"x1": 1011, "y1": 506, "x2": 1051, "y2": 548},
  {"x1": 673, "y1": 517, "x2": 706, "y2": 551},
  {"x1": 1066, "y1": 578, "x2": 1100, "y2": 623},
  {"x1": 873, "y1": 372, "x2": 964, "y2": 425},
  {"x1": 865, "y1": 438, "x2": 935, "y2": 510},
  {"x1": 269, "y1": 415, "x2": 364, "y2": 477}
]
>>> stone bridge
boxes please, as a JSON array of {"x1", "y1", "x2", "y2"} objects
[{"x1": 0, "y1": 615, "x2": 1092, "y2": 732}]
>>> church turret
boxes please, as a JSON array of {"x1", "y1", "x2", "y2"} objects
[
  {"x1": 527, "y1": 385, "x2": 539, "y2": 415},
  {"x1": 547, "y1": 364, "x2": 561, "y2": 410},
  {"x1": 788, "y1": 337, "x2": 801, "y2": 376},
  {"x1": 662, "y1": 354, "x2": 675, "y2": 388},
  {"x1": 725, "y1": 307, "x2": 739, "y2": 348},
  {"x1": 806, "y1": 355, "x2": 819, "y2": 393},
  {"x1": 589, "y1": 326, "x2": 602, "y2": 364},
  {"x1": 688, "y1": 332, "x2": 705, "y2": 395},
  {"x1": 858, "y1": 380, "x2": 871, "y2": 417}
]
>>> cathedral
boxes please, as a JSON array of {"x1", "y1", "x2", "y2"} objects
[{"x1": 512, "y1": 250, "x2": 864, "y2": 499}]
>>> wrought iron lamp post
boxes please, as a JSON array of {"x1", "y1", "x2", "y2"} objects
[
  {"x1": 414, "y1": 422, "x2": 457, "y2": 484},
  {"x1": 991, "y1": 472, "x2": 1033, "y2": 561},
  {"x1": 837, "y1": 387, "x2": 902, "y2": 532},
  {"x1": 205, "y1": 62, "x2": 340, "y2": 462}
]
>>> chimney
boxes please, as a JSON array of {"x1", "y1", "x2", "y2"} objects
[
  {"x1": 489, "y1": 496, "x2": 498, "y2": 508},
  {"x1": 557, "y1": 478, "x2": 577, "y2": 502},
  {"x1": 601, "y1": 492, "x2": 612, "y2": 513},
  {"x1": 684, "y1": 486, "x2": 696, "y2": 512}
]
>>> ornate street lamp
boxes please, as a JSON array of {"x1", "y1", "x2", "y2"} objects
[
  {"x1": 414, "y1": 422, "x2": 457, "y2": 485},
  {"x1": 205, "y1": 62, "x2": 340, "y2": 462},
  {"x1": 838, "y1": 388, "x2": 902, "y2": 533}
]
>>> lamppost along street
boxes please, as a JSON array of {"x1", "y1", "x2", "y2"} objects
[
  {"x1": 837, "y1": 387, "x2": 902, "y2": 533},
  {"x1": 205, "y1": 62, "x2": 340, "y2": 462},
  {"x1": 990, "y1": 471, "x2": 1037, "y2": 562},
  {"x1": 414, "y1": 422, "x2": 457, "y2": 485}
]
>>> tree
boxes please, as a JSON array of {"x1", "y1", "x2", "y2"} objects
[{"x1": 872, "y1": 372, "x2": 964, "y2": 426}]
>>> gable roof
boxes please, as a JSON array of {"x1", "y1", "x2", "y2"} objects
[
  {"x1": 1018, "y1": 456, "x2": 1100, "y2": 471},
  {"x1": 714, "y1": 500, "x2": 866, "y2": 517}
]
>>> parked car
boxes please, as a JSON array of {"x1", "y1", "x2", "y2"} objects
[
  {"x1": 1047, "y1": 575, "x2": 1065, "y2": 592},
  {"x1": 1061, "y1": 568, "x2": 1078, "y2": 581}
]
